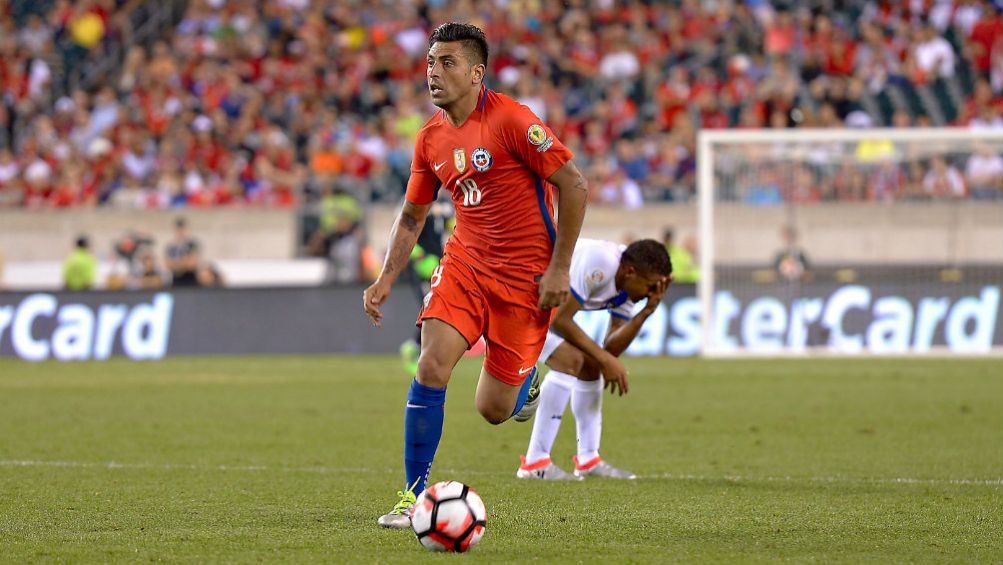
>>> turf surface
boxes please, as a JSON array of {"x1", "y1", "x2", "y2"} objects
[{"x1": 1, "y1": 356, "x2": 1001, "y2": 564}]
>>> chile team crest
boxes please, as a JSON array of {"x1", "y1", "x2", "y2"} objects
[
  {"x1": 453, "y1": 148, "x2": 466, "y2": 173},
  {"x1": 471, "y1": 148, "x2": 493, "y2": 172}
]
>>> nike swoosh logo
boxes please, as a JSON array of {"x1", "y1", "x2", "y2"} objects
[
  {"x1": 518, "y1": 367, "x2": 534, "y2": 375},
  {"x1": 433, "y1": 161, "x2": 446, "y2": 171}
]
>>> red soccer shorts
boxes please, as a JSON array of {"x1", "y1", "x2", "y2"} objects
[{"x1": 416, "y1": 253, "x2": 552, "y2": 386}]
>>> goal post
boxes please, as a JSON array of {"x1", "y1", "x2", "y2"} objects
[{"x1": 697, "y1": 127, "x2": 1003, "y2": 356}]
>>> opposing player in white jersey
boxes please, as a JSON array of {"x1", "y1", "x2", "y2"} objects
[{"x1": 516, "y1": 238, "x2": 671, "y2": 480}]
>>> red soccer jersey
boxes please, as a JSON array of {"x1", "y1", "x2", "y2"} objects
[{"x1": 406, "y1": 87, "x2": 573, "y2": 290}]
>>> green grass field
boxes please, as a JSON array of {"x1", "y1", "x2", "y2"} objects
[{"x1": 1, "y1": 356, "x2": 1001, "y2": 564}]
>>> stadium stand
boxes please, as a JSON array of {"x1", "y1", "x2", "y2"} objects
[{"x1": 2, "y1": 0, "x2": 1003, "y2": 211}]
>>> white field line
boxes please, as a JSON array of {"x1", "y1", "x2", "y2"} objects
[
  {"x1": 1, "y1": 459, "x2": 1001, "y2": 487},
  {"x1": 643, "y1": 472, "x2": 1003, "y2": 487},
  {"x1": 0, "y1": 459, "x2": 372, "y2": 474}
]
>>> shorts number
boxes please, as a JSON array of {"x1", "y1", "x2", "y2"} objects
[
  {"x1": 458, "y1": 179, "x2": 482, "y2": 207},
  {"x1": 430, "y1": 265, "x2": 444, "y2": 288}
]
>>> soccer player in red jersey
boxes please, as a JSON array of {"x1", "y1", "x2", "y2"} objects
[{"x1": 363, "y1": 22, "x2": 627, "y2": 529}]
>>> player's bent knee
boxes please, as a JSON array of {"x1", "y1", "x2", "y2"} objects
[
  {"x1": 547, "y1": 344, "x2": 587, "y2": 376},
  {"x1": 415, "y1": 356, "x2": 451, "y2": 388},
  {"x1": 579, "y1": 359, "x2": 602, "y2": 381},
  {"x1": 474, "y1": 398, "x2": 510, "y2": 425},
  {"x1": 478, "y1": 406, "x2": 509, "y2": 425}
]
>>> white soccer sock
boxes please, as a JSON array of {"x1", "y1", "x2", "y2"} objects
[
  {"x1": 524, "y1": 370, "x2": 576, "y2": 464},
  {"x1": 572, "y1": 377, "x2": 604, "y2": 463}
]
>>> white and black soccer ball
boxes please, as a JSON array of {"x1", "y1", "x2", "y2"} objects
[{"x1": 410, "y1": 480, "x2": 486, "y2": 552}]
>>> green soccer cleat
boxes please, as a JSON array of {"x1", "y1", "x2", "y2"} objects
[
  {"x1": 513, "y1": 366, "x2": 542, "y2": 422},
  {"x1": 377, "y1": 486, "x2": 417, "y2": 529}
]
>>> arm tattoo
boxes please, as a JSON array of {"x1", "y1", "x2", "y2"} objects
[
  {"x1": 400, "y1": 212, "x2": 419, "y2": 232},
  {"x1": 381, "y1": 207, "x2": 425, "y2": 280}
]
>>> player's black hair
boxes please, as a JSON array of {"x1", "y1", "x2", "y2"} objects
[
  {"x1": 622, "y1": 239, "x2": 672, "y2": 276},
  {"x1": 428, "y1": 22, "x2": 489, "y2": 67}
]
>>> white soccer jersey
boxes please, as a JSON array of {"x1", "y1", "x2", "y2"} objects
[
  {"x1": 539, "y1": 238, "x2": 634, "y2": 363},
  {"x1": 568, "y1": 238, "x2": 634, "y2": 321}
]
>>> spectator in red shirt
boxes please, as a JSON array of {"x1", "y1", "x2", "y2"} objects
[
  {"x1": 968, "y1": 2, "x2": 1003, "y2": 76},
  {"x1": 764, "y1": 10, "x2": 797, "y2": 57}
]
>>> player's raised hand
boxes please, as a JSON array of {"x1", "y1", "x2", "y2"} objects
[
  {"x1": 599, "y1": 351, "x2": 629, "y2": 396},
  {"x1": 641, "y1": 275, "x2": 672, "y2": 316},
  {"x1": 363, "y1": 279, "x2": 391, "y2": 327},
  {"x1": 537, "y1": 266, "x2": 570, "y2": 310}
]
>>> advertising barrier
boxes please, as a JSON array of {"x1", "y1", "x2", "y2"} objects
[
  {"x1": 0, "y1": 286, "x2": 417, "y2": 361},
  {"x1": 1, "y1": 283, "x2": 1000, "y2": 361},
  {"x1": 580, "y1": 283, "x2": 1001, "y2": 357}
]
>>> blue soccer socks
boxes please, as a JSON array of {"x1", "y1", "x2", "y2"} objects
[{"x1": 403, "y1": 378, "x2": 446, "y2": 495}]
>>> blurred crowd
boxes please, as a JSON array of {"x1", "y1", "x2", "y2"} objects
[{"x1": 2, "y1": 0, "x2": 1003, "y2": 213}]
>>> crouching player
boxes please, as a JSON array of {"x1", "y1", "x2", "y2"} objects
[{"x1": 517, "y1": 238, "x2": 671, "y2": 480}]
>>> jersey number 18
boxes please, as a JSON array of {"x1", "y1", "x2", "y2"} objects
[{"x1": 457, "y1": 179, "x2": 482, "y2": 207}]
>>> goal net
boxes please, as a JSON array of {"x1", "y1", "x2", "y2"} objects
[{"x1": 697, "y1": 128, "x2": 1003, "y2": 356}]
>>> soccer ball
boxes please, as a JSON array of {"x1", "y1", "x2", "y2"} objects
[{"x1": 410, "y1": 480, "x2": 487, "y2": 552}]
